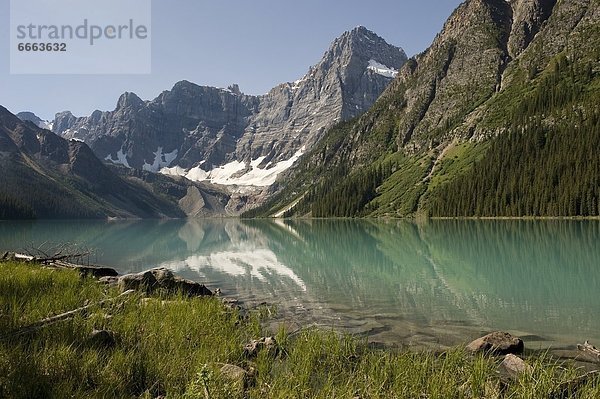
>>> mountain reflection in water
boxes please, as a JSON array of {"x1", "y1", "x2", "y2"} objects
[{"x1": 1, "y1": 219, "x2": 598, "y2": 349}]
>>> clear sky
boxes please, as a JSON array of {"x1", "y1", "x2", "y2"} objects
[{"x1": 1, "y1": 0, "x2": 462, "y2": 120}]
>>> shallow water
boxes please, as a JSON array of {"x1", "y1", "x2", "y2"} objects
[{"x1": 1, "y1": 218, "x2": 598, "y2": 350}]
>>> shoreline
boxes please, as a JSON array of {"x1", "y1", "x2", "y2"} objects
[{"x1": 1, "y1": 258, "x2": 599, "y2": 397}]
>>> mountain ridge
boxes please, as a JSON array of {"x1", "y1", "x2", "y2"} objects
[
  {"x1": 49, "y1": 26, "x2": 406, "y2": 192},
  {"x1": 247, "y1": 0, "x2": 599, "y2": 218},
  {"x1": 1, "y1": 105, "x2": 235, "y2": 219}
]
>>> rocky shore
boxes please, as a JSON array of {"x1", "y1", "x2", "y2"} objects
[{"x1": 1, "y1": 253, "x2": 599, "y2": 397}]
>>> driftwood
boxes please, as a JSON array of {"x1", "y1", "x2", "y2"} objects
[
  {"x1": 51, "y1": 260, "x2": 118, "y2": 278},
  {"x1": 576, "y1": 341, "x2": 600, "y2": 363},
  {"x1": 4, "y1": 251, "x2": 89, "y2": 263},
  {"x1": 37, "y1": 253, "x2": 91, "y2": 264},
  {"x1": 13, "y1": 253, "x2": 35, "y2": 262},
  {"x1": 2, "y1": 290, "x2": 134, "y2": 339},
  {"x1": 2, "y1": 252, "x2": 118, "y2": 278}
]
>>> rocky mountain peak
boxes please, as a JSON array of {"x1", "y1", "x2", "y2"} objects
[
  {"x1": 116, "y1": 91, "x2": 145, "y2": 111},
  {"x1": 326, "y1": 25, "x2": 407, "y2": 68},
  {"x1": 16, "y1": 111, "x2": 43, "y2": 125},
  {"x1": 49, "y1": 27, "x2": 406, "y2": 192},
  {"x1": 16, "y1": 111, "x2": 53, "y2": 130}
]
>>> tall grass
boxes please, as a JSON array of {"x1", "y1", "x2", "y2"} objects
[{"x1": 1, "y1": 261, "x2": 598, "y2": 398}]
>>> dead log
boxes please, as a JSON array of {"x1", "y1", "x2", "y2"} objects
[
  {"x1": 52, "y1": 260, "x2": 118, "y2": 278},
  {"x1": 2, "y1": 290, "x2": 134, "y2": 339},
  {"x1": 37, "y1": 253, "x2": 91, "y2": 264},
  {"x1": 13, "y1": 253, "x2": 35, "y2": 262},
  {"x1": 577, "y1": 341, "x2": 600, "y2": 363}
]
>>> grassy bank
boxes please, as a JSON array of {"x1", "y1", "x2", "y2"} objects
[{"x1": 1, "y1": 261, "x2": 599, "y2": 398}]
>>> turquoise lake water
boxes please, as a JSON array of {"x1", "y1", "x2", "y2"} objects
[{"x1": 1, "y1": 219, "x2": 598, "y2": 350}]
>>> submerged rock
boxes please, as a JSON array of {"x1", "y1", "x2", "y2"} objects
[{"x1": 467, "y1": 331, "x2": 524, "y2": 355}]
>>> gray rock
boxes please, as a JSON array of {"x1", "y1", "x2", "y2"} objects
[
  {"x1": 466, "y1": 331, "x2": 524, "y2": 355},
  {"x1": 219, "y1": 364, "x2": 247, "y2": 383},
  {"x1": 118, "y1": 270, "x2": 158, "y2": 293},
  {"x1": 508, "y1": 0, "x2": 558, "y2": 58},
  {"x1": 148, "y1": 267, "x2": 175, "y2": 284},
  {"x1": 499, "y1": 354, "x2": 532, "y2": 380},
  {"x1": 98, "y1": 275, "x2": 119, "y2": 286},
  {"x1": 118, "y1": 268, "x2": 212, "y2": 297}
]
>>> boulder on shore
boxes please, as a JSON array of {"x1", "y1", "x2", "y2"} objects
[
  {"x1": 499, "y1": 354, "x2": 532, "y2": 380},
  {"x1": 117, "y1": 268, "x2": 212, "y2": 297},
  {"x1": 466, "y1": 331, "x2": 524, "y2": 355}
]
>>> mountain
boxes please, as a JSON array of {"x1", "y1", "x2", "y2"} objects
[
  {"x1": 16, "y1": 111, "x2": 53, "y2": 130},
  {"x1": 248, "y1": 0, "x2": 599, "y2": 218},
  {"x1": 0, "y1": 106, "x2": 232, "y2": 219},
  {"x1": 51, "y1": 27, "x2": 406, "y2": 189}
]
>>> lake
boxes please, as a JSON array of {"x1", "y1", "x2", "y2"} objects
[{"x1": 1, "y1": 219, "x2": 598, "y2": 352}]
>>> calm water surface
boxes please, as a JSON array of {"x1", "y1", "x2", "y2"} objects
[{"x1": 1, "y1": 219, "x2": 598, "y2": 350}]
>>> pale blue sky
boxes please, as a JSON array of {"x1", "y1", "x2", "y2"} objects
[{"x1": 1, "y1": 0, "x2": 462, "y2": 120}]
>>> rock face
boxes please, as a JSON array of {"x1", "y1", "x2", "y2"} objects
[
  {"x1": 466, "y1": 331, "x2": 524, "y2": 355},
  {"x1": 507, "y1": 0, "x2": 558, "y2": 58},
  {"x1": 52, "y1": 27, "x2": 406, "y2": 188}
]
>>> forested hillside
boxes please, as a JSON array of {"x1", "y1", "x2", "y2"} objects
[{"x1": 247, "y1": 0, "x2": 599, "y2": 219}]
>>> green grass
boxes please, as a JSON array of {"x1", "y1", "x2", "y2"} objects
[
  {"x1": 1, "y1": 261, "x2": 599, "y2": 398},
  {"x1": 0, "y1": 261, "x2": 260, "y2": 398}
]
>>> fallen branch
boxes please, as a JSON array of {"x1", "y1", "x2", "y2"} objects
[
  {"x1": 13, "y1": 253, "x2": 35, "y2": 262},
  {"x1": 50, "y1": 260, "x2": 118, "y2": 278},
  {"x1": 2, "y1": 290, "x2": 134, "y2": 339},
  {"x1": 2, "y1": 252, "x2": 117, "y2": 277},
  {"x1": 37, "y1": 253, "x2": 91, "y2": 264}
]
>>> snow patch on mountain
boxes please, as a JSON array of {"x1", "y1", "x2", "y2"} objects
[
  {"x1": 142, "y1": 147, "x2": 178, "y2": 172},
  {"x1": 105, "y1": 148, "x2": 130, "y2": 168},
  {"x1": 161, "y1": 147, "x2": 304, "y2": 187},
  {"x1": 367, "y1": 59, "x2": 398, "y2": 78}
]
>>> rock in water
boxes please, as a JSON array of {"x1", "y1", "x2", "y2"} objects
[{"x1": 466, "y1": 331, "x2": 524, "y2": 355}]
